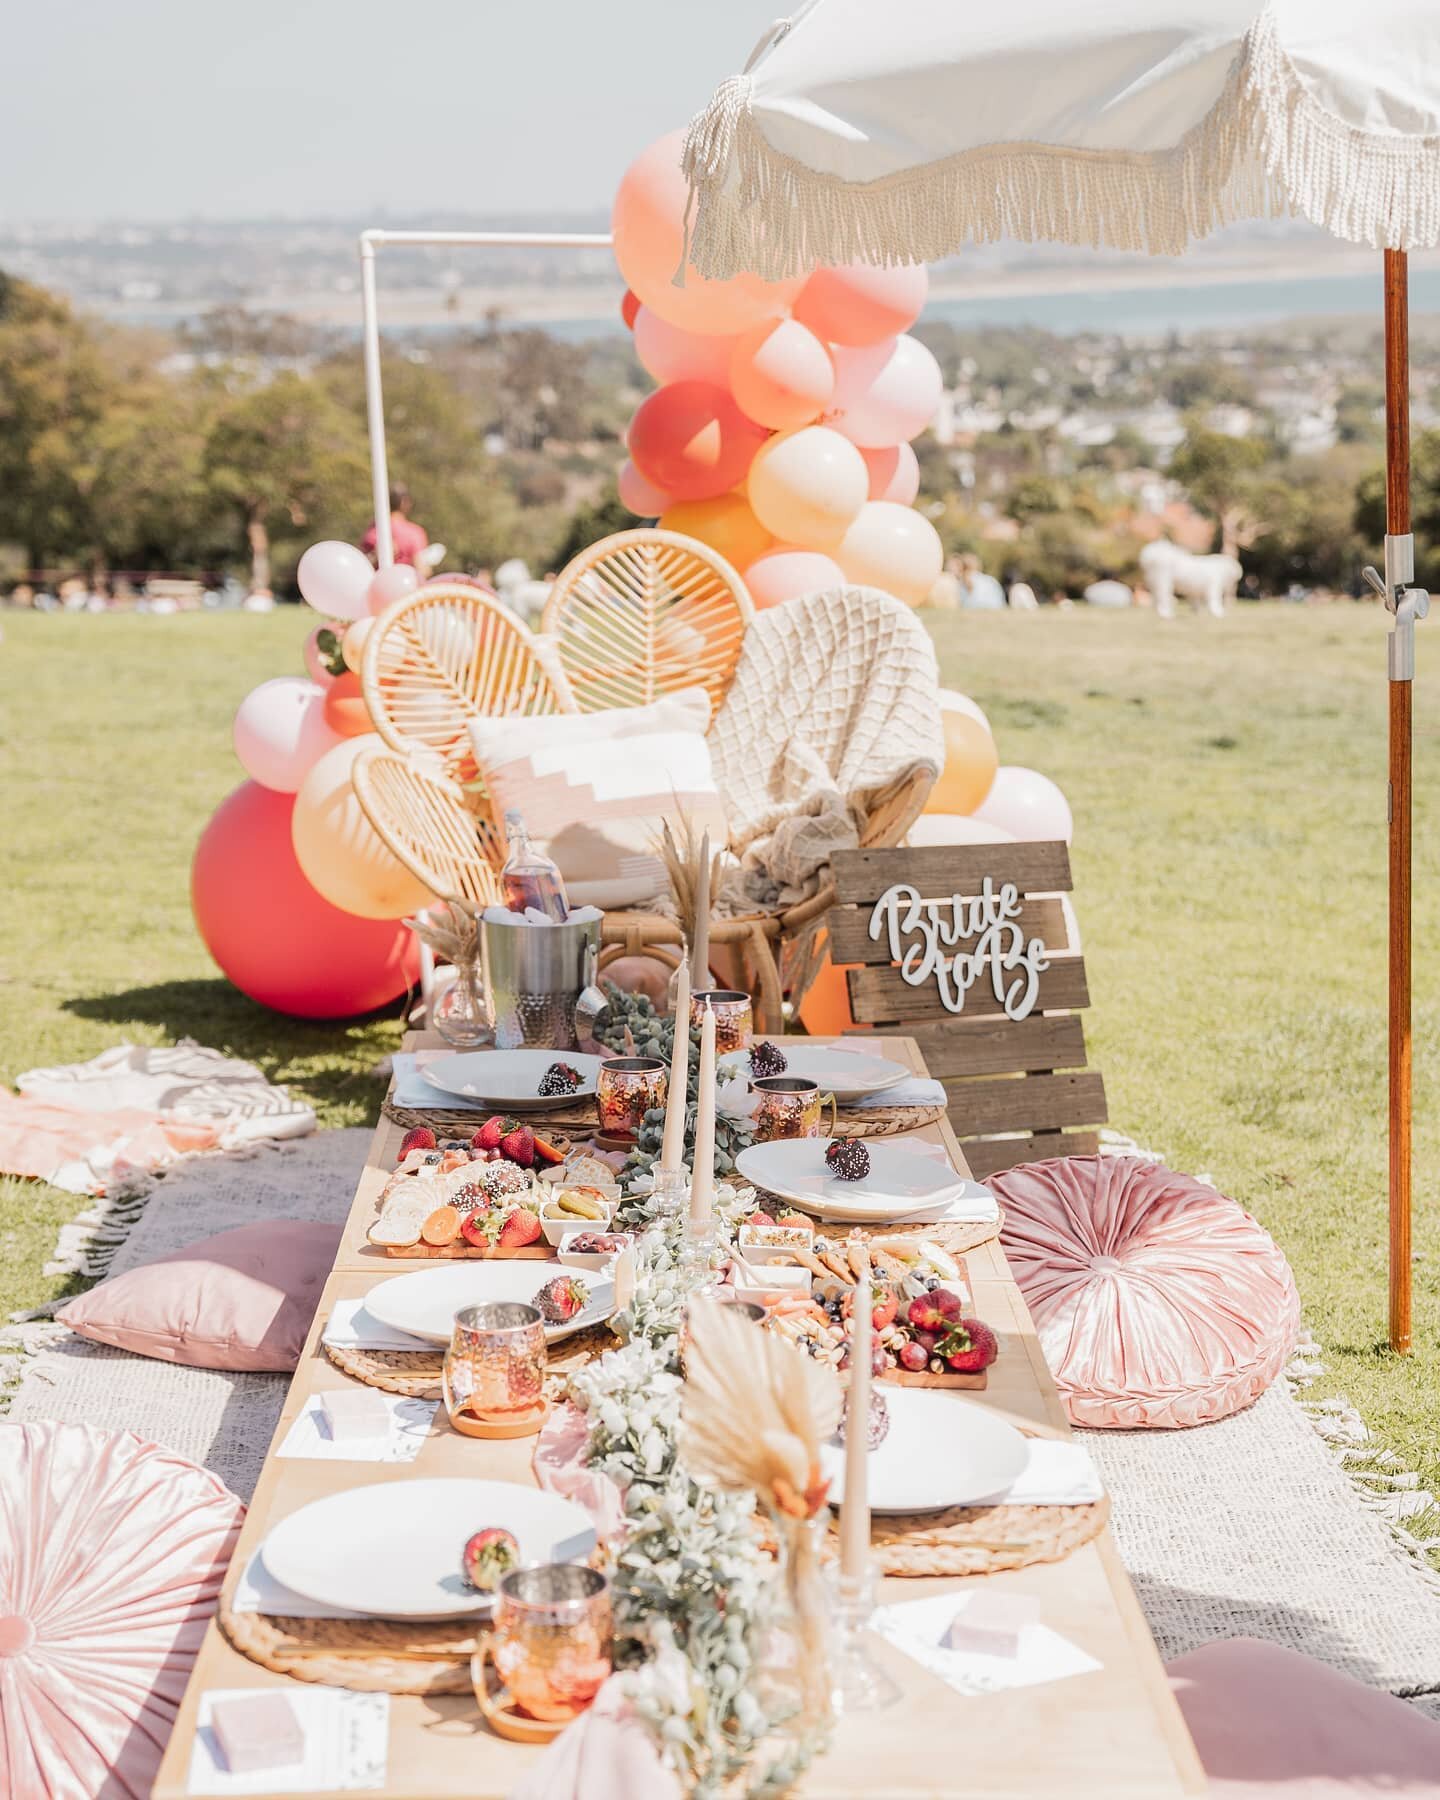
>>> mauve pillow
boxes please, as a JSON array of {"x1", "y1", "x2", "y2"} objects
[{"x1": 57, "y1": 1220, "x2": 340, "y2": 1371}]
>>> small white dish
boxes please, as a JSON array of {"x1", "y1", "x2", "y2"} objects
[
  {"x1": 819, "y1": 1389, "x2": 1030, "y2": 1513},
  {"x1": 736, "y1": 1220, "x2": 816, "y2": 1264},
  {"x1": 556, "y1": 1229, "x2": 634, "y2": 1271},
  {"x1": 539, "y1": 1193, "x2": 616, "y2": 1245},
  {"x1": 421, "y1": 1050, "x2": 602, "y2": 1110},
  {"x1": 735, "y1": 1138, "x2": 977, "y2": 1224},
  {"x1": 364, "y1": 1260, "x2": 614, "y2": 1347},
  {"x1": 260, "y1": 1478, "x2": 596, "y2": 1619}
]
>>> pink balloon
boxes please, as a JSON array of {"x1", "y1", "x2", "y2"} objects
[
  {"x1": 633, "y1": 307, "x2": 736, "y2": 387},
  {"x1": 303, "y1": 625, "x2": 341, "y2": 685},
  {"x1": 296, "y1": 540, "x2": 374, "y2": 621},
  {"x1": 611, "y1": 132, "x2": 802, "y2": 335},
  {"x1": 861, "y1": 442, "x2": 921, "y2": 505},
  {"x1": 794, "y1": 262, "x2": 929, "y2": 347},
  {"x1": 628, "y1": 381, "x2": 768, "y2": 503},
  {"x1": 618, "y1": 458, "x2": 675, "y2": 517},
  {"x1": 367, "y1": 563, "x2": 419, "y2": 615},
  {"x1": 972, "y1": 766, "x2": 1075, "y2": 845},
  {"x1": 192, "y1": 782, "x2": 419, "y2": 1019},
  {"x1": 826, "y1": 336, "x2": 943, "y2": 447},
  {"x1": 729, "y1": 317, "x2": 835, "y2": 432},
  {"x1": 743, "y1": 547, "x2": 847, "y2": 610},
  {"x1": 232, "y1": 677, "x2": 342, "y2": 794}
]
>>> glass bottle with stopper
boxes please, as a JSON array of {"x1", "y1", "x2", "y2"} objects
[{"x1": 499, "y1": 810, "x2": 568, "y2": 921}]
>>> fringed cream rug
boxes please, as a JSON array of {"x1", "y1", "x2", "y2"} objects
[{"x1": 4, "y1": 1127, "x2": 1438, "y2": 1717}]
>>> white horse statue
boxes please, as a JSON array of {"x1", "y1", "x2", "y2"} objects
[{"x1": 1139, "y1": 539, "x2": 1243, "y2": 619}]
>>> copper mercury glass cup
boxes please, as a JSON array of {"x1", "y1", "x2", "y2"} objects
[
  {"x1": 690, "y1": 988, "x2": 753, "y2": 1053},
  {"x1": 491, "y1": 1564, "x2": 613, "y2": 1723},
  {"x1": 443, "y1": 1301, "x2": 548, "y2": 1440},
  {"x1": 751, "y1": 1074, "x2": 826, "y2": 1141},
  {"x1": 595, "y1": 1055, "x2": 667, "y2": 1143}
]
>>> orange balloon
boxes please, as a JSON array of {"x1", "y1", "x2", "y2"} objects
[
  {"x1": 322, "y1": 672, "x2": 371, "y2": 738},
  {"x1": 292, "y1": 733, "x2": 432, "y2": 920},
  {"x1": 629, "y1": 381, "x2": 768, "y2": 503},
  {"x1": 729, "y1": 317, "x2": 835, "y2": 431},
  {"x1": 611, "y1": 132, "x2": 802, "y2": 335},
  {"x1": 924, "y1": 710, "x2": 999, "y2": 816},
  {"x1": 794, "y1": 262, "x2": 929, "y2": 347},
  {"x1": 660, "y1": 493, "x2": 773, "y2": 572},
  {"x1": 797, "y1": 954, "x2": 855, "y2": 1035}
]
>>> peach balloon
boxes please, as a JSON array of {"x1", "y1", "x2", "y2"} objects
[
  {"x1": 342, "y1": 615, "x2": 374, "y2": 674},
  {"x1": 633, "y1": 307, "x2": 736, "y2": 387},
  {"x1": 794, "y1": 262, "x2": 930, "y2": 347},
  {"x1": 292, "y1": 733, "x2": 433, "y2": 920},
  {"x1": 834, "y1": 501, "x2": 944, "y2": 604},
  {"x1": 826, "y1": 335, "x2": 943, "y2": 447},
  {"x1": 747, "y1": 425, "x2": 868, "y2": 548},
  {"x1": 925, "y1": 709, "x2": 999, "y2": 815},
  {"x1": 611, "y1": 132, "x2": 801, "y2": 335},
  {"x1": 618, "y1": 458, "x2": 675, "y2": 518},
  {"x1": 628, "y1": 381, "x2": 768, "y2": 503},
  {"x1": 940, "y1": 686, "x2": 992, "y2": 736},
  {"x1": 729, "y1": 317, "x2": 835, "y2": 431},
  {"x1": 743, "y1": 547, "x2": 846, "y2": 609},
  {"x1": 659, "y1": 493, "x2": 772, "y2": 572},
  {"x1": 296, "y1": 540, "x2": 374, "y2": 621},
  {"x1": 862, "y1": 441, "x2": 921, "y2": 505},
  {"x1": 232, "y1": 677, "x2": 342, "y2": 794},
  {"x1": 321, "y1": 672, "x2": 371, "y2": 738},
  {"x1": 366, "y1": 563, "x2": 419, "y2": 615}
]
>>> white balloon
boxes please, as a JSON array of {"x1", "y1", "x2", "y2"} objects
[
  {"x1": 906, "y1": 814, "x2": 1014, "y2": 847},
  {"x1": 297, "y1": 540, "x2": 375, "y2": 621},
  {"x1": 834, "y1": 502, "x2": 943, "y2": 605},
  {"x1": 232, "y1": 677, "x2": 341, "y2": 794},
  {"x1": 972, "y1": 766, "x2": 1074, "y2": 845},
  {"x1": 826, "y1": 335, "x2": 943, "y2": 447},
  {"x1": 938, "y1": 687, "x2": 992, "y2": 736}
]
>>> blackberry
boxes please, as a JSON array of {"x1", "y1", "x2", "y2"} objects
[
  {"x1": 538, "y1": 1061, "x2": 582, "y2": 1098},
  {"x1": 749, "y1": 1040, "x2": 788, "y2": 1079},
  {"x1": 824, "y1": 1137, "x2": 870, "y2": 1182}
]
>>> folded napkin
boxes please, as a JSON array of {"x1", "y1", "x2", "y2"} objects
[
  {"x1": 276, "y1": 1394, "x2": 436, "y2": 1464},
  {"x1": 389, "y1": 1050, "x2": 489, "y2": 1111},
  {"x1": 321, "y1": 1297, "x2": 432, "y2": 1353},
  {"x1": 871, "y1": 1592, "x2": 1102, "y2": 1699},
  {"x1": 232, "y1": 1551, "x2": 367, "y2": 1621},
  {"x1": 848, "y1": 1076, "x2": 947, "y2": 1109},
  {"x1": 885, "y1": 1183, "x2": 1000, "y2": 1227},
  {"x1": 507, "y1": 1675, "x2": 680, "y2": 1800},
  {"x1": 1003, "y1": 1439, "x2": 1104, "y2": 1507}
]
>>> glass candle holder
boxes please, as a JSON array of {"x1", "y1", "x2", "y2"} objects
[
  {"x1": 492, "y1": 1564, "x2": 613, "y2": 1723},
  {"x1": 595, "y1": 1056, "x2": 667, "y2": 1142},
  {"x1": 690, "y1": 988, "x2": 753, "y2": 1053},
  {"x1": 443, "y1": 1301, "x2": 548, "y2": 1440},
  {"x1": 751, "y1": 1075, "x2": 827, "y2": 1141}
]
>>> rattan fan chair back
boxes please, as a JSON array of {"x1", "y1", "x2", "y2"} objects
[
  {"x1": 541, "y1": 529, "x2": 753, "y2": 718},
  {"x1": 351, "y1": 748, "x2": 504, "y2": 908}
]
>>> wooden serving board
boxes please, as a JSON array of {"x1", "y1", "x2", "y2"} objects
[
  {"x1": 881, "y1": 1366, "x2": 988, "y2": 1390},
  {"x1": 378, "y1": 1241, "x2": 555, "y2": 1261}
]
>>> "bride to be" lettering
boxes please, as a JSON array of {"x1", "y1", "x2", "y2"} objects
[{"x1": 867, "y1": 879, "x2": 1049, "y2": 1020}]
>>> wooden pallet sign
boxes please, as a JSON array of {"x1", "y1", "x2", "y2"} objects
[{"x1": 829, "y1": 843, "x2": 1107, "y2": 1178}]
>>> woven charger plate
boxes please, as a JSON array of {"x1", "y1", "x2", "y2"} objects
[
  {"x1": 860, "y1": 1489, "x2": 1110, "y2": 1578},
  {"x1": 833, "y1": 1101, "x2": 946, "y2": 1137},
  {"x1": 323, "y1": 1321, "x2": 616, "y2": 1398},
  {"x1": 219, "y1": 1602, "x2": 476, "y2": 1695},
  {"x1": 383, "y1": 1098, "x2": 592, "y2": 1136}
]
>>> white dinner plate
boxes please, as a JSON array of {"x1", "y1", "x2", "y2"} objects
[
  {"x1": 364, "y1": 1259, "x2": 615, "y2": 1347},
  {"x1": 721, "y1": 1045, "x2": 911, "y2": 1101},
  {"x1": 261, "y1": 1479, "x2": 596, "y2": 1619},
  {"x1": 735, "y1": 1138, "x2": 978, "y2": 1224},
  {"x1": 421, "y1": 1050, "x2": 602, "y2": 1110},
  {"x1": 820, "y1": 1389, "x2": 1030, "y2": 1512}
]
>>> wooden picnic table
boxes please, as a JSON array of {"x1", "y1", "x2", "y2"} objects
[{"x1": 153, "y1": 1034, "x2": 1205, "y2": 1799}]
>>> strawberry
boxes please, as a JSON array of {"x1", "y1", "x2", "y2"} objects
[
  {"x1": 531, "y1": 1273, "x2": 589, "y2": 1323},
  {"x1": 497, "y1": 1206, "x2": 542, "y2": 1250},
  {"x1": 399, "y1": 1126, "x2": 437, "y2": 1158},
  {"x1": 460, "y1": 1209, "x2": 500, "y2": 1250},
  {"x1": 906, "y1": 1287, "x2": 963, "y2": 1333},
  {"x1": 462, "y1": 1526, "x2": 519, "y2": 1592},
  {"x1": 941, "y1": 1317, "x2": 999, "y2": 1374},
  {"x1": 499, "y1": 1122, "x2": 535, "y2": 1167},
  {"x1": 844, "y1": 1281, "x2": 897, "y2": 1331},
  {"x1": 747, "y1": 1210, "x2": 772, "y2": 1228},
  {"x1": 472, "y1": 1116, "x2": 507, "y2": 1152}
]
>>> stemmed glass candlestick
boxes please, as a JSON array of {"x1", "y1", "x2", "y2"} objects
[
  {"x1": 830, "y1": 1562, "x2": 903, "y2": 1714},
  {"x1": 680, "y1": 1000, "x2": 719, "y2": 1281},
  {"x1": 651, "y1": 957, "x2": 691, "y2": 1224}
]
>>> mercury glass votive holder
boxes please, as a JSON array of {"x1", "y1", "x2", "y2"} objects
[
  {"x1": 690, "y1": 988, "x2": 754, "y2": 1053},
  {"x1": 443, "y1": 1301, "x2": 547, "y2": 1440},
  {"x1": 595, "y1": 1056, "x2": 667, "y2": 1143},
  {"x1": 492, "y1": 1564, "x2": 613, "y2": 1723}
]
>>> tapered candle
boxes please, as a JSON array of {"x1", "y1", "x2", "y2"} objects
[
  {"x1": 840, "y1": 1272, "x2": 872, "y2": 1579},
  {"x1": 691, "y1": 832, "x2": 711, "y2": 988},
  {"x1": 659, "y1": 958, "x2": 691, "y2": 1174},
  {"x1": 688, "y1": 1001, "x2": 716, "y2": 1232}
]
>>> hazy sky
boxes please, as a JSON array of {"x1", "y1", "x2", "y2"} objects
[{"x1": 3, "y1": 0, "x2": 785, "y2": 222}]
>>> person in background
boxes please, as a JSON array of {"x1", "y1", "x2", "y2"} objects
[
  {"x1": 1004, "y1": 565, "x2": 1039, "y2": 611},
  {"x1": 955, "y1": 552, "x2": 1007, "y2": 610},
  {"x1": 363, "y1": 483, "x2": 430, "y2": 568}
]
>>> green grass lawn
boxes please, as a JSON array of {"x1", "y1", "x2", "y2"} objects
[{"x1": 2, "y1": 602, "x2": 1438, "y2": 1511}]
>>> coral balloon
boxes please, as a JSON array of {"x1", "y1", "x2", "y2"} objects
[
  {"x1": 924, "y1": 709, "x2": 999, "y2": 815},
  {"x1": 794, "y1": 262, "x2": 929, "y2": 347},
  {"x1": 292, "y1": 733, "x2": 433, "y2": 920},
  {"x1": 366, "y1": 563, "x2": 419, "y2": 615},
  {"x1": 659, "y1": 493, "x2": 772, "y2": 572},
  {"x1": 834, "y1": 501, "x2": 944, "y2": 604},
  {"x1": 861, "y1": 441, "x2": 921, "y2": 505},
  {"x1": 973, "y1": 766, "x2": 1075, "y2": 844},
  {"x1": 939, "y1": 686, "x2": 992, "y2": 736},
  {"x1": 628, "y1": 381, "x2": 767, "y2": 503},
  {"x1": 342, "y1": 615, "x2": 373, "y2": 674},
  {"x1": 621, "y1": 288, "x2": 641, "y2": 330},
  {"x1": 303, "y1": 625, "x2": 341, "y2": 686},
  {"x1": 618, "y1": 459, "x2": 675, "y2": 518},
  {"x1": 611, "y1": 131, "x2": 801, "y2": 335},
  {"x1": 729, "y1": 318, "x2": 835, "y2": 431},
  {"x1": 232, "y1": 677, "x2": 342, "y2": 794},
  {"x1": 321, "y1": 672, "x2": 371, "y2": 738},
  {"x1": 297, "y1": 540, "x2": 375, "y2": 622},
  {"x1": 908, "y1": 814, "x2": 1015, "y2": 846},
  {"x1": 192, "y1": 782, "x2": 419, "y2": 1018},
  {"x1": 633, "y1": 308, "x2": 736, "y2": 387},
  {"x1": 747, "y1": 426, "x2": 868, "y2": 548},
  {"x1": 826, "y1": 336, "x2": 943, "y2": 447},
  {"x1": 743, "y1": 547, "x2": 846, "y2": 609}
]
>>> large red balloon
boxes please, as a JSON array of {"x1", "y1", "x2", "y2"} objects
[
  {"x1": 192, "y1": 782, "x2": 419, "y2": 1019},
  {"x1": 628, "y1": 381, "x2": 768, "y2": 503}
]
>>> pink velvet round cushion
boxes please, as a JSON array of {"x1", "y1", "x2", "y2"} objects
[
  {"x1": 0, "y1": 1422, "x2": 243, "y2": 1800},
  {"x1": 990, "y1": 1155, "x2": 1300, "y2": 1429}
]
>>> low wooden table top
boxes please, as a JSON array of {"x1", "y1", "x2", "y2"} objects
[{"x1": 153, "y1": 1035, "x2": 1205, "y2": 1799}]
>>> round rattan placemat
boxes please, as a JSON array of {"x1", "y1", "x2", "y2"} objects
[
  {"x1": 323, "y1": 1321, "x2": 616, "y2": 1399},
  {"x1": 862, "y1": 1489, "x2": 1110, "y2": 1578},
  {"x1": 219, "y1": 1603, "x2": 478, "y2": 1695},
  {"x1": 382, "y1": 1098, "x2": 945, "y2": 1142}
]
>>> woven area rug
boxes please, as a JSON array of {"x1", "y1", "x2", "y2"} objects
[{"x1": 5, "y1": 1127, "x2": 1439, "y2": 1716}]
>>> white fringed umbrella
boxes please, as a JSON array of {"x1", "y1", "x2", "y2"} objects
[{"x1": 684, "y1": 1, "x2": 1440, "y2": 1352}]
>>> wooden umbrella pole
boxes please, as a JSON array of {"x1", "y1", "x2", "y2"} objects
[{"x1": 1384, "y1": 248, "x2": 1414, "y2": 1356}]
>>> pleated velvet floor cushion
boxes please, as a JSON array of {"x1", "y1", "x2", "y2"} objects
[
  {"x1": 990, "y1": 1155, "x2": 1300, "y2": 1429},
  {"x1": 0, "y1": 1422, "x2": 243, "y2": 1800}
]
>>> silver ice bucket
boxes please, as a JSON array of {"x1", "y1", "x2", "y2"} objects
[{"x1": 480, "y1": 916, "x2": 604, "y2": 1051}]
